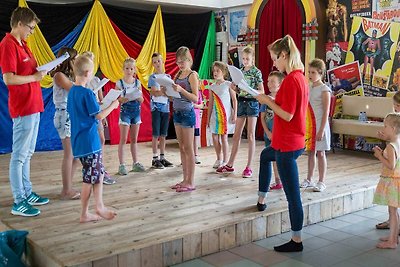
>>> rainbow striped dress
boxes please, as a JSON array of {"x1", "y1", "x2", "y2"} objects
[{"x1": 209, "y1": 81, "x2": 234, "y2": 135}]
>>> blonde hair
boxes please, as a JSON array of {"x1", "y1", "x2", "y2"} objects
[
  {"x1": 393, "y1": 91, "x2": 400, "y2": 105},
  {"x1": 385, "y1": 113, "x2": 400, "y2": 134},
  {"x1": 268, "y1": 71, "x2": 285, "y2": 83},
  {"x1": 309, "y1": 58, "x2": 326, "y2": 78},
  {"x1": 73, "y1": 55, "x2": 93, "y2": 77},
  {"x1": 212, "y1": 61, "x2": 229, "y2": 79},
  {"x1": 176, "y1": 46, "x2": 193, "y2": 66},
  {"x1": 242, "y1": 46, "x2": 255, "y2": 57},
  {"x1": 81, "y1": 51, "x2": 95, "y2": 61},
  {"x1": 268, "y1": 35, "x2": 304, "y2": 73}
]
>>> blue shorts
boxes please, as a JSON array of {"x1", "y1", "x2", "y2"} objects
[
  {"x1": 173, "y1": 108, "x2": 196, "y2": 128},
  {"x1": 152, "y1": 110, "x2": 170, "y2": 137},
  {"x1": 79, "y1": 152, "x2": 104, "y2": 184},
  {"x1": 237, "y1": 100, "x2": 259, "y2": 117},
  {"x1": 119, "y1": 103, "x2": 141, "y2": 126},
  {"x1": 54, "y1": 109, "x2": 71, "y2": 139}
]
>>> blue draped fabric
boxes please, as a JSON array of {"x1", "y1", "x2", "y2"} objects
[
  {"x1": 0, "y1": 75, "x2": 62, "y2": 154},
  {"x1": 51, "y1": 13, "x2": 89, "y2": 55}
]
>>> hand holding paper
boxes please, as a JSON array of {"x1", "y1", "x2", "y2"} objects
[
  {"x1": 93, "y1": 78, "x2": 109, "y2": 93},
  {"x1": 37, "y1": 52, "x2": 70, "y2": 72},
  {"x1": 238, "y1": 80, "x2": 259, "y2": 96},
  {"x1": 227, "y1": 65, "x2": 244, "y2": 85},
  {"x1": 100, "y1": 89, "x2": 122, "y2": 110},
  {"x1": 154, "y1": 74, "x2": 181, "y2": 98}
]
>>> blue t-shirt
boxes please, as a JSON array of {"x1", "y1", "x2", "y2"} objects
[
  {"x1": 148, "y1": 73, "x2": 170, "y2": 113},
  {"x1": 67, "y1": 85, "x2": 101, "y2": 158}
]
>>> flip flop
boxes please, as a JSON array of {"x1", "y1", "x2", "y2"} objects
[
  {"x1": 170, "y1": 183, "x2": 183, "y2": 189},
  {"x1": 376, "y1": 221, "x2": 390, "y2": 229},
  {"x1": 176, "y1": 186, "x2": 196, "y2": 192}
]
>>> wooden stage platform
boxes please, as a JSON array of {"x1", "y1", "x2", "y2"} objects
[{"x1": 0, "y1": 141, "x2": 380, "y2": 267}]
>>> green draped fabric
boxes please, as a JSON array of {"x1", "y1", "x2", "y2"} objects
[{"x1": 198, "y1": 12, "x2": 216, "y2": 79}]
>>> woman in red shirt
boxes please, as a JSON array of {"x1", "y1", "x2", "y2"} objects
[{"x1": 255, "y1": 35, "x2": 308, "y2": 252}]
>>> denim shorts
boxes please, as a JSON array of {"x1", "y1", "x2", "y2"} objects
[
  {"x1": 54, "y1": 109, "x2": 71, "y2": 139},
  {"x1": 237, "y1": 100, "x2": 259, "y2": 117},
  {"x1": 173, "y1": 108, "x2": 196, "y2": 128},
  {"x1": 79, "y1": 151, "x2": 104, "y2": 184},
  {"x1": 119, "y1": 104, "x2": 141, "y2": 126},
  {"x1": 152, "y1": 110, "x2": 170, "y2": 137}
]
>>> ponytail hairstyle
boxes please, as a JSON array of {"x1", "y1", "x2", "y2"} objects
[
  {"x1": 50, "y1": 47, "x2": 78, "y2": 79},
  {"x1": 268, "y1": 35, "x2": 304, "y2": 73}
]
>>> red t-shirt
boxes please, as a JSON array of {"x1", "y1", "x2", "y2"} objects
[
  {"x1": 271, "y1": 70, "x2": 308, "y2": 152},
  {"x1": 0, "y1": 33, "x2": 43, "y2": 118}
]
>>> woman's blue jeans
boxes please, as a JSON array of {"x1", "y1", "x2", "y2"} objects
[
  {"x1": 9, "y1": 113, "x2": 40, "y2": 204},
  {"x1": 258, "y1": 146, "x2": 304, "y2": 236}
]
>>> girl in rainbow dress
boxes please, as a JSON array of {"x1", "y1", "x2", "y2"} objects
[{"x1": 207, "y1": 61, "x2": 237, "y2": 169}]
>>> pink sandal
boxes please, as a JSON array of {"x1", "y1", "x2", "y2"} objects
[
  {"x1": 170, "y1": 183, "x2": 183, "y2": 189},
  {"x1": 176, "y1": 186, "x2": 196, "y2": 192}
]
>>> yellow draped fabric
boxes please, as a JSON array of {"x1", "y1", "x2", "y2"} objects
[
  {"x1": 19, "y1": 0, "x2": 55, "y2": 88},
  {"x1": 73, "y1": 0, "x2": 129, "y2": 82},
  {"x1": 136, "y1": 6, "x2": 166, "y2": 89}
]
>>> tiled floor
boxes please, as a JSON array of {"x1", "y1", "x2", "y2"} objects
[{"x1": 172, "y1": 205, "x2": 400, "y2": 267}]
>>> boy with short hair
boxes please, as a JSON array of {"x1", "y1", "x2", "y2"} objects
[{"x1": 67, "y1": 55, "x2": 119, "y2": 222}]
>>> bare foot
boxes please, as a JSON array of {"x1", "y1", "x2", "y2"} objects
[
  {"x1": 80, "y1": 212, "x2": 101, "y2": 223},
  {"x1": 376, "y1": 241, "x2": 397, "y2": 249},
  {"x1": 60, "y1": 190, "x2": 81, "y2": 200},
  {"x1": 379, "y1": 236, "x2": 399, "y2": 244},
  {"x1": 96, "y1": 207, "x2": 117, "y2": 220}
]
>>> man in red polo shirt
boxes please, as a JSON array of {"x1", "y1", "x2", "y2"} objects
[{"x1": 0, "y1": 7, "x2": 49, "y2": 217}]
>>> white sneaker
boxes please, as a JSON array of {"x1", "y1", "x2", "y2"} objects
[
  {"x1": 300, "y1": 179, "x2": 315, "y2": 188},
  {"x1": 213, "y1": 160, "x2": 223, "y2": 169},
  {"x1": 313, "y1": 182, "x2": 326, "y2": 192}
]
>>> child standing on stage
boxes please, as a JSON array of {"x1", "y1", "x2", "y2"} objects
[
  {"x1": 373, "y1": 113, "x2": 400, "y2": 249},
  {"x1": 207, "y1": 61, "x2": 237, "y2": 169},
  {"x1": 260, "y1": 71, "x2": 284, "y2": 190},
  {"x1": 216, "y1": 46, "x2": 264, "y2": 178},
  {"x1": 148, "y1": 52, "x2": 173, "y2": 169},
  {"x1": 82, "y1": 51, "x2": 116, "y2": 185},
  {"x1": 116, "y1": 57, "x2": 145, "y2": 175},
  {"x1": 50, "y1": 47, "x2": 81, "y2": 200},
  {"x1": 67, "y1": 55, "x2": 118, "y2": 222},
  {"x1": 170, "y1": 46, "x2": 199, "y2": 192},
  {"x1": 301, "y1": 59, "x2": 331, "y2": 192}
]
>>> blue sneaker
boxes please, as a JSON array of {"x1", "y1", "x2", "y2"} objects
[
  {"x1": 11, "y1": 200, "x2": 40, "y2": 217},
  {"x1": 27, "y1": 192, "x2": 49, "y2": 206}
]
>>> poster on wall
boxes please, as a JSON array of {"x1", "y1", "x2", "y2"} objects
[
  {"x1": 372, "y1": 0, "x2": 400, "y2": 22},
  {"x1": 228, "y1": 7, "x2": 249, "y2": 45},
  {"x1": 215, "y1": 10, "x2": 228, "y2": 32},
  {"x1": 388, "y1": 41, "x2": 400, "y2": 91},
  {"x1": 326, "y1": 0, "x2": 372, "y2": 43},
  {"x1": 327, "y1": 61, "x2": 363, "y2": 96},
  {"x1": 345, "y1": 16, "x2": 400, "y2": 95},
  {"x1": 326, "y1": 42, "x2": 348, "y2": 70}
]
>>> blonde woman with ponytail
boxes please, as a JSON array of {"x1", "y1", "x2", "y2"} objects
[{"x1": 254, "y1": 35, "x2": 308, "y2": 252}]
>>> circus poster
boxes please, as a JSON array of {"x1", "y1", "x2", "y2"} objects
[{"x1": 345, "y1": 16, "x2": 400, "y2": 94}]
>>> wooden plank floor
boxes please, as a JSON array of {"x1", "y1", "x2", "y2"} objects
[{"x1": 0, "y1": 141, "x2": 381, "y2": 267}]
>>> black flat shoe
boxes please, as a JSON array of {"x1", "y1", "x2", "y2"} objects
[{"x1": 257, "y1": 202, "x2": 266, "y2": 211}]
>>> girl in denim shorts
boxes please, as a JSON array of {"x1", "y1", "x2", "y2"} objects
[
  {"x1": 116, "y1": 58, "x2": 145, "y2": 175},
  {"x1": 50, "y1": 47, "x2": 81, "y2": 200},
  {"x1": 216, "y1": 46, "x2": 264, "y2": 178},
  {"x1": 170, "y1": 46, "x2": 200, "y2": 192}
]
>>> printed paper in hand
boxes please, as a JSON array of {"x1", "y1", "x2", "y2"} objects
[
  {"x1": 93, "y1": 78, "x2": 109, "y2": 93},
  {"x1": 100, "y1": 89, "x2": 121, "y2": 110},
  {"x1": 238, "y1": 80, "x2": 260, "y2": 96},
  {"x1": 36, "y1": 52, "x2": 70, "y2": 72},
  {"x1": 227, "y1": 65, "x2": 244, "y2": 85},
  {"x1": 125, "y1": 86, "x2": 142, "y2": 101},
  {"x1": 154, "y1": 74, "x2": 181, "y2": 98}
]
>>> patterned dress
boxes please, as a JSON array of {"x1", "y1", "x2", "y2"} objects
[
  {"x1": 209, "y1": 81, "x2": 235, "y2": 134},
  {"x1": 373, "y1": 142, "x2": 400, "y2": 208}
]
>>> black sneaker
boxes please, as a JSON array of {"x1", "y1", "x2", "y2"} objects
[
  {"x1": 152, "y1": 159, "x2": 165, "y2": 169},
  {"x1": 160, "y1": 158, "x2": 173, "y2": 167}
]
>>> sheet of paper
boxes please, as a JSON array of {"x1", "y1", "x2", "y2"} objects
[
  {"x1": 100, "y1": 89, "x2": 121, "y2": 110},
  {"x1": 93, "y1": 78, "x2": 109, "y2": 93},
  {"x1": 125, "y1": 87, "x2": 142, "y2": 101},
  {"x1": 154, "y1": 74, "x2": 181, "y2": 98},
  {"x1": 36, "y1": 52, "x2": 70, "y2": 72},
  {"x1": 227, "y1": 65, "x2": 244, "y2": 85},
  {"x1": 152, "y1": 95, "x2": 168, "y2": 104},
  {"x1": 238, "y1": 79, "x2": 260, "y2": 96}
]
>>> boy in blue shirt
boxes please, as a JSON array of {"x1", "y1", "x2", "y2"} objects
[{"x1": 67, "y1": 55, "x2": 119, "y2": 223}]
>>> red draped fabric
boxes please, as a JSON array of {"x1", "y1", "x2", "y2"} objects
[{"x1": 256, "y1": 0, "x2": 303, "y2": 138}]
